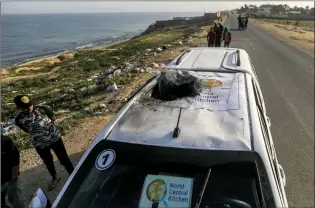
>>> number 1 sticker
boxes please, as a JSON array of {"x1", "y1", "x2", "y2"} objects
[{"x1": 95, "y1": 149, "x2": 116, "y2": 170}]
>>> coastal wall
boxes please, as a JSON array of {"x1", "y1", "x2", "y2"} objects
[{"x1": 142, "y1": 13, "x2": 217, "y2": 35}]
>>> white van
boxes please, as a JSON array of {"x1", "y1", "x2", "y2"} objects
[{"x1": 30, "y1": 47, "x2": 288, "y2": 208}]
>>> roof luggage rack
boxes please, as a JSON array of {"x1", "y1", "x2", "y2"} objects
[
  {"x1": 176, "y1": 49, "x2": 191, "y2": 65},
  {"x1": 236, "y1": 49, "x2": 241, "y2": 66}
]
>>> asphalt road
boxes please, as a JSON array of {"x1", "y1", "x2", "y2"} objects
[{"x1": 225, "y1": 14, "x2": 314, "y2": 207}]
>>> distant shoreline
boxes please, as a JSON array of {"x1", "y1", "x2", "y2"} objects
[
  {"x1": 2, "y1": 12, "x2": 203, "y2": 69},
  {"x1": 1, "y1": 37, "x2": 132, "y2": 70},
  {"x1": 2, "y1": 12, "x2": 203, "y2": 15}
]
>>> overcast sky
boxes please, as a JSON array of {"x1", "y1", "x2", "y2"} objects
[{"x1": 2, "y1": 1, "x2": 314, "y2": 14}]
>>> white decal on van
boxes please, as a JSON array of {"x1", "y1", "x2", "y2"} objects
[{"x1": 95, "y1": 149, "x2": 116, "y2": 170}]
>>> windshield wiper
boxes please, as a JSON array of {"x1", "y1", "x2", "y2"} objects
[{"x1": 194, "y1": 168, "x2": 212, "y2": 208}]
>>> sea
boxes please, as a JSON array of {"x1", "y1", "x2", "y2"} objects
[{"x1": 2, "y1": 12, "x2": 202, "y2": 67}]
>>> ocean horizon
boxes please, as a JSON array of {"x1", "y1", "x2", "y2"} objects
[{"x1": 2, "y1": 12, "x2": 203, "y2": 67}]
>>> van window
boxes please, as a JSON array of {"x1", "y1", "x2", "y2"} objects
[{"x1": 55, "y1": 140, "x2": 274, "y2": 208}]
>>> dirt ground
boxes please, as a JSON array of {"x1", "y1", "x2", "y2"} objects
[{"x1": 252, "y1": 19, "x2": 314, "y2": 56}]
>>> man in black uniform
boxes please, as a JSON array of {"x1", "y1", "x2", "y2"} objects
[
  {"x1": 14, "y1": 95, "x2": 74, "y2": 191},
  {"x1": 238, "y1": 14, "x2": 242, "y2": 29},
  {"x1": 245, "y1": 15, "x2": 249, "y2": 29},
  {"x1": 1, "y1": 134, "x2": 25, "y2": 208}
]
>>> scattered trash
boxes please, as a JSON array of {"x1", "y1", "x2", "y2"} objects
[
  {"x1": 111, "y1": 56, "x2": 120, "y2": 60},
  {"x1": 106, "y1": 83, "x2": 118, "y2": 91},
  {"x1": 110, "y1": 65, "x2": 117, "y2": 70},
  {"x1": 146, "y1": 67, "x2": 153, "y2": 72},
  {"x1": 152, "y1": 63, "x2": 159, "y2": 68},
  {"x1": 94, "y1": 111, "x2": 103, "y2": 116},
  {"x1": 113, "y1": 69, "x2": 122, "y2": 77},
  {"x1": 85, "y1": 58, "x2": 95, "y2": 62},
  {"x1": 107, "y1": 74, "x2": 113, "y2": 79},
  {"x1": 123, "y1": 62, "x2": 132, "y2": 67},
  {"x1": 156, "y1": 48, "x2": 163, "y2": 52},
  {"x1": 80, "y1": 87, "x2": 87, "y2": 92},
  {"x1": 100, "y1": 104, "x2": 107, "y2": 108}
]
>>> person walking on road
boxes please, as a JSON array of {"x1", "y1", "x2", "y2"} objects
[
  {"x1": 214, "y1": 26, "x2": 222, "y2": 47},
  {"x1": 238, "y1": 14, "x2": 242, "y2": 29},
  {"x1": 213, "y1": 23, "x2": 218, "y2": 32},
  {"x1": 207, "y1": 27, "x2": 216, "y2": 47},
  {"x1": 13, "y1": 95, "x2": 74, "y2": 191},
  {"x1": 1, "y1": 134, "x2": 25, "y2": 208},
  {"x1": 245, "y1": 15, "x2": 249, "y2": 29},
  {"x1": 218, "y1": 23, "x2": 224, "y2": 34},
  {"x1": 223, "y1": 26, "x2": 232, "y2": 48}
]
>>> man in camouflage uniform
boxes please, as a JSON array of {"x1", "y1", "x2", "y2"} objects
[{"x1": 14, "y1": 95, "x2": 74, "y2": 191}]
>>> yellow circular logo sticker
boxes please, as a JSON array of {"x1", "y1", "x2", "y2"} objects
[
  {"x1": 21, "y1": 96, "x2": 30, "y2": 104},
  {"x1": 146, "y1": 179, "x2": 167, "y2": 202},
  {"x1": 202, "y1": 79, "x2": 222, "y2": 88}
]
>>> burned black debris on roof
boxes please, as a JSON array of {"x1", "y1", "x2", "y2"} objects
[{"x1": 152, "y1": 69, "x2": 201, "y2": 101}]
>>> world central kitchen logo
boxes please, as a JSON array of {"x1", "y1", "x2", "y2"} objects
[{"x1": 146, "y1": 179, "x2": 189, "y2": 208}]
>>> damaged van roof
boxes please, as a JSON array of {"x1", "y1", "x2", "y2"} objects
[{"x1": 106, "y1": 70, "x2": 253, "y2": 151}]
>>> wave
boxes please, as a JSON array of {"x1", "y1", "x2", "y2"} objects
[
  {"x1": 4, "y1": 49, "x2": 67, "y2": 67},
  {"x1": 75, "y1": 44, "x2": 93, "y2": 50},
  {"x1": 3, "y1": 32, "x2": 140, "y2": 67},
  {"x1": 40, "y1": 49, "x2": 66, "y2": 56}
]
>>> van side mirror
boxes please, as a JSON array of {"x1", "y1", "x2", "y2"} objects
[
  {"x1": 266, "y1": 116, "x2": 271, "y2": 128},
  {"x1": 29, "y1": 188, "x2": 51, "y2": 208},
  {"x1": 278, "y1": 164, "x2": 286, "y2": 187}
]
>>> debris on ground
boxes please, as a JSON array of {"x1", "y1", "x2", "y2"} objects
[{"x1": 106, "y1": 83, "x2": 118, "y2": 91}]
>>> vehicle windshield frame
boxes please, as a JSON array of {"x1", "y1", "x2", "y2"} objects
[{"x1": 55, "y1": 140, "x2": 275, "y2": 208}]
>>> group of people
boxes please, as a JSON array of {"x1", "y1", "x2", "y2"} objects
[
  {"x1": 2, "y1": 95, "x2": 74, "y2": 208},
  {"x1": 207, "y1": 23, "x2": 232, "y2": 48},
  {"x1": 238, "y1": 14, "x2": 249, "y2": 30}
]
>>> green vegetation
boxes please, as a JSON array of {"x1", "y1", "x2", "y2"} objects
[
  {"x1": 2, "y1": 26, "x2": 201, "y2": 150},
  {"x1": 238, "y1": 4, "x2": 314, "y2": 15}
]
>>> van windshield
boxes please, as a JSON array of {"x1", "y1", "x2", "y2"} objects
[{"x1": 55, "y1": 140, "x2": 275, "y2": 208}]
